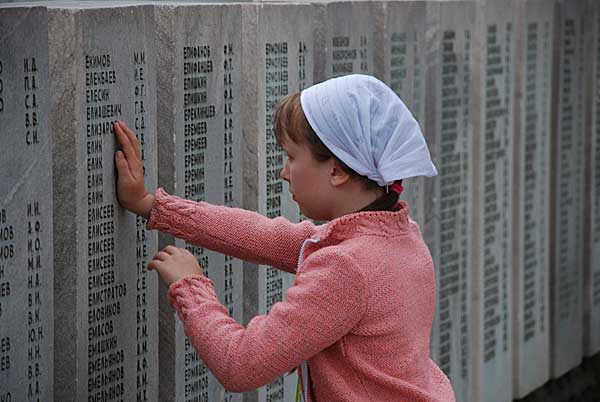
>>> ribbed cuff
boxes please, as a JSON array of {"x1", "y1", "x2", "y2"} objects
[{"x1": 146, "y1": 187, "x2": 168, "y2": 231}]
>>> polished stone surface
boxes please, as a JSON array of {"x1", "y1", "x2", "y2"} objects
[
  {"x1": 46, "y1": 4, "x2": 158, "y2": 401},
  {"x1": 511, "y1": 0, "x2": 553, "y2": 397},
  {"x1": 551, "y1": 0, "x2": 586, "y2": 380},
  {"x1": 0, "y1": 6, "x2": 53, "y2": 402},
  {"x1": 471, "y1": 1, "x2": 516, "y2": 400},
  {"x1": 425, "y1": 2, "x2": 475, "y2": 402}
]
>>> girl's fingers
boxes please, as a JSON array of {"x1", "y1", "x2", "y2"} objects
[
  {"x1": 152, "y1": 251, "x2": 170, "y2": 261},
  {"x1": 163, "y1": 245, "x2": 179, "y2": 255},
  {"x1": 118, "y1": 121, "x2": 142, "y2": 160},
  {"x1": 147, "y1": 259, "x2": 163, "y2": 271},
  {"x1": 115, "y1": 151, "x2": 133, "y2": 180},
  {"x1": 114, "y1": 121, "x2": 137, "y2": 162}
]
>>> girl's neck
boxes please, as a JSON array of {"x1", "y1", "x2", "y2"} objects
[{"x1": 328, "y1": 185, "x2": 386, "y2": 220}]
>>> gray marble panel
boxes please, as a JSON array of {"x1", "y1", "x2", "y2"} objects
[
  {"x1": 550, "y1": 0, "x2": 586, "y2": 379},
  {"x1": 153, "y1": 4, "x2": 244, "y2": 402},
  {"x1": 0, "y1": 6, "x2": 53, "y2": 401},
  {"x1": 47, "y1": 4, "x2": 158, "y2": 401},
  {"x1": 314, "y1": 1, "x2": 381, "y2": 83},
  {"x1": 425, "y1": 2, "x2": 475, "y2": 402},
  {"x1": 471, "y1": 1, "x2": 515, "y2": 401},
  {"x1": 381, "y1": 1, "x2": 428, "y2": 242},
  {"x1": 587, "y1": 0, "x2": 600, "y2": 358},
  {"x1": 511, "y1": 0, "x2": 553, "y2": 397},
  {"x1": 241, "y1": 3, "x2": 314, "y2": 401}
]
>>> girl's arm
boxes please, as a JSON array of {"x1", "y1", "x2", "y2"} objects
[
  {"x1": 113, "y1": 120, "x2": 316, "y2": 272},
  {"x1": 167, "y1": 249, "x2": 367, "y2": 392},
  {"x1": 147, "y1": 188, "x2": 317, "y2": 273}
]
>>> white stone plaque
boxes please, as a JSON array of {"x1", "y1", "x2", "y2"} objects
[
  {"x1": 425, "y1": 2, "x2": 475, "y2": 402},
  {"x1": 47, "y1": 4, "x2": 158, "y2": 401},
  {"x1": 0, "y1": 6, "x2": 53, "y2": 402},
  {"x1": 551, "y1": 0, "x2": 586, "y2": 379},
  {"x1": 153, "y1": 4, "x2": 244, "y2": 402},
  {"x1": 471, "y1": 1, "x2": 515, "y2": 401},
  {"x1": 511, "y1": 0, "x2": 553, "y2": 397}
]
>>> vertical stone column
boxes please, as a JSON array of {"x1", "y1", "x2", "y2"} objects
[
  {"x1": 550, "y1": 0, "x2": 586, "y2": 379},
  {"x1": 48, "y1": 4, "x2": 158, "y2": 401},
  {"x1": 586, "y1": 0, "x2": 600, "y2": 358},
  {"x1": 153, "y1": 4, "x2": 244, "y2": 402},
  {"x1": 381, "y1": 0, "x2": 428, "y2": 243},
  {"x1": 470, "y1": 1, "x2": 516, "y2": 401},
  {"x1": 241, "y1": 3, "x2": 314, "y2": 401},
  {"x1": 511, "y1": 0, "x2": 553, "y2": 398},
  {"x1": 314, "y1": 1, "x2": 381, "y2": 83},
  {"x1": 0, "y1": 6, "x2": 54, "y2": 402},
  {"x1": 425, "y1": 2, "x2": 475, "y2": 401}
]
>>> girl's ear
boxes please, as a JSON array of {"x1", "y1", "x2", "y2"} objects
[{"x1": 329, "y1": 160, "x2": 351, "y2": 187}]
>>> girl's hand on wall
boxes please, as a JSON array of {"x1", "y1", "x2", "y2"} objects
[
  {"x1": 114, "y1": 121, "x2": 154, "y2": 218},
  {"x1": 148, "y1": 245, "x2": 203, "y2": 286}
]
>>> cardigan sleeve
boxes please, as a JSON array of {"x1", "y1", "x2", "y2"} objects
[
  {"x1": 146, "y1": 188, "x2": 317, "y2": 273},
  {"x1": 167, "y1": 249, "x2": 367, "y2": 392}
]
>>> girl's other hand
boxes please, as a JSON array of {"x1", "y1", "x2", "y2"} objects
[
  {"x1": 114, "y1": 121, "x2": 154, "y2": 218},
  {"x1": 148, "y1": 246, "x2": 203, "y2": 286}
]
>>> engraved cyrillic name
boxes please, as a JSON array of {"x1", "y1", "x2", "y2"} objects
[
  {"x1": 84, "y1": 52, "x2": 126, "y2": 402},
  {"x1": 481, "y1": 22, "x2": 511, "y2": 363},
  {"x1": 26, "y1": 201, "x2": 45, "y2": 401},
  {"x1": 331, "y1": 35, "x2": 367, "y2": 77},
  {"x1": 182, "y1": 44, "x2": 214, "y2": 402},
  {"x1": 222, "y1": 43, "x2": 236, "y2": 322},
  {"x1": 437, "y1": 29, "x2": 470, "y2": 381},
  {"x1": 557, "y1": 18, "x2": 582, "y2": 321},
  {"x1": 24, "y1": 57, "x2": 40, "y2": 146},
  {"x1": 132, "y1": 50, "x2": 150, "y2": 402},
  {"x1": 521, "y1": 21, "x2": 549, "y2": 342}
]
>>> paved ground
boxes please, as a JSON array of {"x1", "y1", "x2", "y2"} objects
[{"x1": 516, "y1": 354, "x2": 600, "y2": 402}]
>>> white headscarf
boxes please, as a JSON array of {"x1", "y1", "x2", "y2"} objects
[{"x1": 300, "y1": 74, "x2": 438, "y2": 186}]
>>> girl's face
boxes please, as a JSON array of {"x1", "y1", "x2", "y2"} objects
[{"x1": 279, "y1": 138, "x2": 335, "y2": 221}]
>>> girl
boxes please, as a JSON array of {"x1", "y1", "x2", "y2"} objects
[{"x1": 114, "y1": 74, "x2": 455, "y2": 402}]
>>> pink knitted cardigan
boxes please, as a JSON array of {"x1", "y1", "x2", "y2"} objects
[{"x1": 147, "y1": 188, "x2": 455, "y2": 402}]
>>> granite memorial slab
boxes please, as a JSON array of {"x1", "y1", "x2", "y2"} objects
[
  {"x1": 511, "y1": 0, "x2": 553, "y2": 397},
  {"x1": 241, "y1": 3, "x2": 314, "y2": 401},
  {"x1": 424, "y1": 2, "x2": 475, "y2": 401},
  {"x1": 470, "y1": 1, "x2": 516, "y2": 400},
  {"x1": 586, "y1": 0, "x2": 600, "y2": 359},
  {"x1": 153, "y1": 4, "x2": 244, "y2": 402},
  {"x1": 0, "y1": 6, "x2": 54, "y2": 402},
  {"x1": 313, "y1": 1, "x2": 380, "y2": 83},
  {"x1": 47, "y1": 4, "x2": 158, "y2": 401},
  {"x1": 550, "y1": 0, "x2": 586, "y2": 379},
  {"x1": 381, "y1": 0, "x2": 428, "y2": 247}
]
